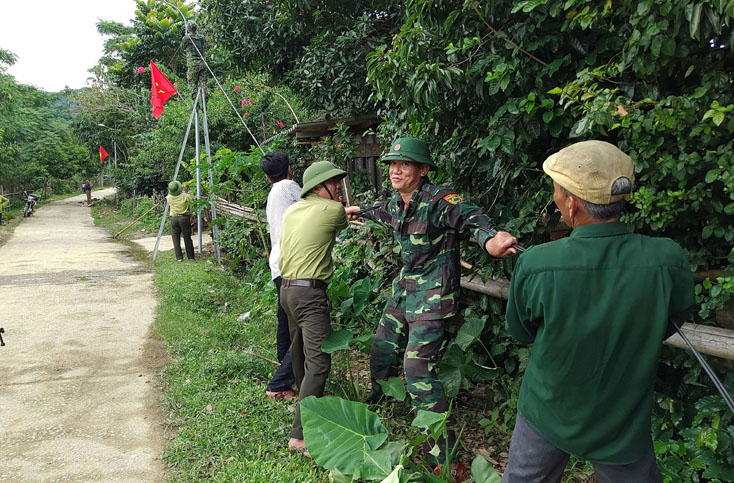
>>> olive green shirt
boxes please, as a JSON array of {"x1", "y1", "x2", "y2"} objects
[
  {"x1": 0, "y1": 195, "x2": 8, "y2": 210},
  {"x1": 279, "y1": 193, "x2": 348, "y2": 283},
  {"x1": 166, "y1": 192, "x2": 191, "y2": 216},
  {"x1": 506, "y1": 222, "x2": 694, "y2": 464}
]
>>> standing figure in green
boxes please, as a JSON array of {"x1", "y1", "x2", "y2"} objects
[
  {"x1": 182, "y1": 20, "x2": 207, "y2": 98},
  {"x1": 346, "y1": 137, "x2": 518, "y2": 467},
  {"x1": 0, "y1": 193, "x2": 8, "y2": 224}
]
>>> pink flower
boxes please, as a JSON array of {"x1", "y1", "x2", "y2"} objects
[
  {"x1": 244, "y1": 112, "x2": 248, "y2": 117},
  {"x1": 241, "y1": 99, "x2": 247, "y2": 107},
  {"x1": 248, "y1": 98, "x2": 252, "y2": 105},
  {"x1": 276, "y1": 121, "x2": 284, "y2": 128},
  {"x1": 264, "y1": 85, "x2": 271, "y2": 89},
  {"x1": 234, "y1": 86, "x2": 241, "y2": 91},
  {"x1": 136, "y1": 66, "x2": 145, "y2": 74}
]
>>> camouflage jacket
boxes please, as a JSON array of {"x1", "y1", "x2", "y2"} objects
[
  {"x1": 182, "y1": 34, "x2": 207, "y2": 68},
  {"x1": 364, "y1": 181, "x2": 495, "y2": 321}
]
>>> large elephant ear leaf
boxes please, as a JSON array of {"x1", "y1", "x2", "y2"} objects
[
  {"x1": 322, "y1": 329, "x2": 353, "y2": 353},
  {"x1": 301, "y1": 396, "x2": 389, "y2": 475}
]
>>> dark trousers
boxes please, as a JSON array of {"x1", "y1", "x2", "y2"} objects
[
  {"x1": 171, "y1": 215, "x2": 195, "y2": 260},
  {"x1": 266, "y1": 277, "x2": 296, "y2": 392},
  {"x1": 280, "y1": 284, "x2": 332, "y2": 439},
  {"x1": 503, "y1": 415, "x2": 662, "y2": 483}
]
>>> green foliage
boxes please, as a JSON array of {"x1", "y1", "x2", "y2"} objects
[
  {"x1": 149, "y1": 254, "x2": 329, "y2": 481},
  {"x1": 377, "y1": 377, "x2": 408, "y2": 402},
  {"x1": 0, "y1": 59, "x2": 91, "y2": 193},
  {"x1": 200, "y1": 0, "x2": 403, "y2": 115},
  {"x1": 471, "y1": 455, "x2": 502, "y2": 483},
  {"x1": 93, "y1": 0, "x2": 196, "y2": 90}
]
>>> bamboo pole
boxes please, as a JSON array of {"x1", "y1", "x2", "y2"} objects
[{"x1": 114, "y1": 203, "x2": 160, "y2": 238}]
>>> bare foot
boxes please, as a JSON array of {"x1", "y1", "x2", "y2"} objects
[
  {"x1": 265, "y1": 389, "x2": 299, "y2": 401},
  {"x1": 288, "y1": 438, "x2": 311, "y2": 458}
]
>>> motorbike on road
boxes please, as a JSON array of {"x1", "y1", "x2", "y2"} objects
[{"x1": 23, "y1": 191, "x2": 41, "y2": 217}]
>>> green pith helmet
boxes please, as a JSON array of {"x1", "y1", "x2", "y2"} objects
[
  {"x1": 380, "y1": 136, "x2": 437, "y2": 170},
  {"x1": 168, "y1": 181, "x2": 182, "y2": 196},
  {"x1": 301, "y1": 161, "x2": 347, "y2": 198}
]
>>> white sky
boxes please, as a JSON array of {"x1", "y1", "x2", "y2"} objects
[{"x1": 0, "y1": 0, "x2": 139, "y2": 92}]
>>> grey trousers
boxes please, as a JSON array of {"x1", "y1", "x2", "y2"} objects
[
  {"x1": 503, "y1": 415, "x2": 662, "y2": 483},
  {"x1": 280, "y1": 284, "x2": 332, "y2": 440}
]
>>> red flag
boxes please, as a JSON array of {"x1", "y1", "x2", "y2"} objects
[
  {"x1": 100, "y1": 146, "x2": 109, "y2": 164},
  {"x1": 150, "y1": 60, "x2": 177, "y2": 119}
]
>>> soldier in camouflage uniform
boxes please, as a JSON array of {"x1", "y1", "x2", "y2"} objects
[
  {"x1": 182, "y1": 20, "x2": 207, "y2": 97},
  {"x1": 346, "y1": 137, "x2": 518, "y2": 464}
]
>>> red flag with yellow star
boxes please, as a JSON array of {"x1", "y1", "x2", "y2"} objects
[
  {"x1": 150, "y1": 60, "x2": 177, "y2": 119},
  {"x1": 99, "y1": 145, "x2": 109, "y2": 164}
]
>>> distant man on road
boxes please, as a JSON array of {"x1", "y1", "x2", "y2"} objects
[
  {"x1": 260, "y1": 152, "x2": 301, "y2": 401},
  {"x1": 279, "y1": 161, "x2": 348, "y2": 456},
  {"x1": 503, "y1": 141, "x2": 695, "y2": 482},
  {"x1": 166, "y1": 181, "x2": 195, "y2": 261},
  {"x1": 82, "y1": 180, "x2": 92, "y2": 204},
  {"x1": 346, "y1": 137, "x2": 518, "y2": 470}
]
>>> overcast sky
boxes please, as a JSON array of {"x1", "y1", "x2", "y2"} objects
[{"x1": 0, "y1": 1, "x2": 139, "y2": 92}]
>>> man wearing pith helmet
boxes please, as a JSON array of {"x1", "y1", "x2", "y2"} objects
[
  {"x1": 503, "y1": 141, "x2": 694, "y2": 482},
  {"x1": 279, "y1": 161, "x2": 349, "y2": 456},
  {"x1": 346, "y1": 137, "x2": 518, "y2": 470}
]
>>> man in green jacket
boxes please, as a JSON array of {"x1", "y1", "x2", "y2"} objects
[
  {"x1": 346, "y1": 137, "x2": 518, "y2": 468},
  {"x1": 0, "y1": 194, "x2": 9, "y2": 225},
  {"x1": 504, "y1": 141, "x2": 695, "y2": 482},
  {"x1": 166, "y1": 181, "x2": 194, "y2": 261},
  {"x1": 279, "y1": 161, "x2": 349, "y2": 456}
]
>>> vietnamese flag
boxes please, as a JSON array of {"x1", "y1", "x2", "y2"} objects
[
  {"x1": 150, "y1": 60, "x2": 177, "y2": 118},
  {"x1": 99, "y1": 146, "x2": 109, "y2": 164}
]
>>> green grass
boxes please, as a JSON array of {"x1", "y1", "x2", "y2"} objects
[
  {"x1": 152, "y1": 251, "x2": 329, "y2": 482},
  {"x1": 88, "y1": 198, "x2": 329, "y2": 481},
  {"x1": 91, "y1": 196, "x2": 163, "y2": 240}
]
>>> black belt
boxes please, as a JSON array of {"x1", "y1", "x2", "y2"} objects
[
  {"x1": 282, "y1": 278, "x2": 327, "y2": 291},
  {"x1": 171, "y1": 214, "x2": 189, "y2": 217}
]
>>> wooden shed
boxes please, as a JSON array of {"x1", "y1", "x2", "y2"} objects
[{"x1": 288, "y1": 114, "x2": 385, "y2": 190}]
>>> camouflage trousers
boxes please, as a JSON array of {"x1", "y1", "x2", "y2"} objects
[
  {"x1": 188, "y1": 66, "x2": 207, "y2": 98},
  {"x1": 370, "y1": 298, "x2": 456, "y2": 462}
]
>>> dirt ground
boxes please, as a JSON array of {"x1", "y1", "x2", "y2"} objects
[{"x1": 0, "y1": 190, "x2": 169, "y2": 482}]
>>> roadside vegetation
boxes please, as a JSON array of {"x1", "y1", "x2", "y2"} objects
[{"x1": 5, "y1": 0, "x2": 733, "y2": 480}]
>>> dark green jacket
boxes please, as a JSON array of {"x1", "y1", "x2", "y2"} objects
[
  {"x1": 364, "y1": 181, "x2": 495, "y2": 320},
  {"x1": 506, "y1": 222, "x2": 695, "y2": 464}
]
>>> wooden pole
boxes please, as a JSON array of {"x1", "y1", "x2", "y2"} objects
[
  {"x1": 114, "y1": 203, "x2": 160, "y2": 238},
  {"x1": 665, "y1": 323, "x2": 734, "y2": 360}
]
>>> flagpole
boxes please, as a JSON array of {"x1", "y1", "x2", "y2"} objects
[
  {"x1": 200, "y1": 87, "x2": 221, "y2": 265},
  {"x1": 194, "y1": 87, "x2": 203, "y2": 255}
]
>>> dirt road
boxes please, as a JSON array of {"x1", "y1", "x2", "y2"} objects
[{"x1": 0, "y1": 190, "x2": 168, "y2": 482}]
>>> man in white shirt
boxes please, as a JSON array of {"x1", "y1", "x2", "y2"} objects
[{"x1": 260, "y1": 152, "x2": 302, "y2": 400}]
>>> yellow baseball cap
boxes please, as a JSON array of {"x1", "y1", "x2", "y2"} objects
[{"x1": 542, "y1": 140, "x2": 635, "y2": 204}]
